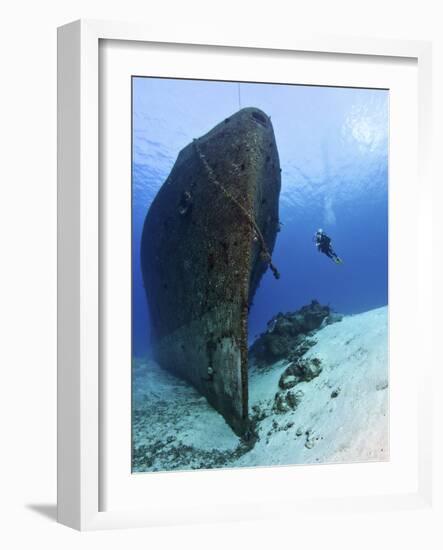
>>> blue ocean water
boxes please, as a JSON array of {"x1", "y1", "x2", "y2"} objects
[{"x1": 132, "y1": 77, "x2": 388, "y2": 357}]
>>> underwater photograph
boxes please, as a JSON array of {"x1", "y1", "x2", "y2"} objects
[{"x1": 131, "y1": 76, "x2": 389, "y2": 473}]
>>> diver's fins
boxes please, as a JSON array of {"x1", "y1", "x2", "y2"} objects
[{"x1": 334, "y1": 257, "x2": 343, "y2": 264}]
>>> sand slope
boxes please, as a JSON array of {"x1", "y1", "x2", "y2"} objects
[{"x1": 132, "y1": 306, "x2": 389, "y2": 472}]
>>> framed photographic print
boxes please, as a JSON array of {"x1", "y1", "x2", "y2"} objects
[{"x1": 57, "y1": 20, "x2": 433, "y2": 530}]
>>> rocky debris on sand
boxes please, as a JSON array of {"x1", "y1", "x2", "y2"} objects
[
  {"x1": 249, "y1": 300, "x2": 342, "y2": 367},
  {"x1": 288, "y1": 338, "x2": 317, "y2": 361},
  {"x1": 304, "y1": 428, "x2": 317, "y2": 450},
  {"x1": 286, "y1": 389, "x2": 304, "y2": 409},
  {"x1": 376, "y1": 380, "x2": 389, "y2": 391},
  {"x1": 251, "y1": 404, "x2": 267, "y2": 422},
  {"x1": 278, "y1": 358, "x2": 323, "y2": 390},
  {"x1": 273, "y1": 389, "x2": 304, "y2": 414},
  {"x1": 326, "y1": 311, "x2": 344, "y2": 325},
  {"x1": 132, "y1": 438, "x2": 255, "y2": 472},
  {"x1": 273, "y1": 393, "x2": 291, "y2": 414},
  {"x1": 330, "y1": 387, "x2": 341, "y2": 399}
]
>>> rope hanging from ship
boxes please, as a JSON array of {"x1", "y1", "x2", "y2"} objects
[{"x1": 193, "y1": 138, "x2": 280, "y2": 280}]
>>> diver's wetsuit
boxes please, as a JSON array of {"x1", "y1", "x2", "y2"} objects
[{"x1": 316, "y1": 232, "x2": 341, "y2": 263}]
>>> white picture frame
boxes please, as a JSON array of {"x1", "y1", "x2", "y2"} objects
[{"x1": 57, "y1": 19, "x2": 433, "y2": 531}]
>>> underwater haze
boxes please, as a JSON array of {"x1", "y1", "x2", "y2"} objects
[{"x1": 132, "y1": 77, "x2": 388, "y2": 357}]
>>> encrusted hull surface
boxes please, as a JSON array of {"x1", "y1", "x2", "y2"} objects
[{"x1": 141, "y1": 108, "x2": 281, "y2": 435}]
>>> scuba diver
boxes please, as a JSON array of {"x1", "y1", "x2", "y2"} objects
[{"x1": 314, "y1": 229, "x2": 343, "y2": 264}]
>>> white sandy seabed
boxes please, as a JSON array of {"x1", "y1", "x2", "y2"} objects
[{"x1": 132, "y1": 306, "x2": 389, "y2": 472}]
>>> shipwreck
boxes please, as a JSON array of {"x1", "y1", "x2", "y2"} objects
[{"x1": 140, "y1": 107, "x2": 281, "y2": 435}]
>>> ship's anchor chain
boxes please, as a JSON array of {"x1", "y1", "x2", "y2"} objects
[{"x1": 193, "y1": 138, "x2": 280, "y2": 280}]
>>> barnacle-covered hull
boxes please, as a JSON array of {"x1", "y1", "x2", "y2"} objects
[{"x1": 140, "y1": 108, "x2": 281, "y2": 435}]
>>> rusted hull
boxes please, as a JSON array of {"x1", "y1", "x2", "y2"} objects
[{"x1": 141, "y1": 107, "x2": 281, "y2": 435}]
